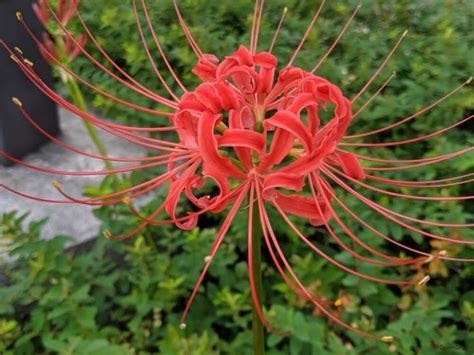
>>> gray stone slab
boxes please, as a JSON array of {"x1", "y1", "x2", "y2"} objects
[{"x1": 0, "y1": 107, "x2": 146, "y2": 243}]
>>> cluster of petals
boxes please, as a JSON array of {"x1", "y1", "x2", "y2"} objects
[
  {"x1": 174, "y1": 45, "x2": 364, "y2": 229},
  {"x1": 1, "y1": 0, "x2": 472, "y2": 341}
]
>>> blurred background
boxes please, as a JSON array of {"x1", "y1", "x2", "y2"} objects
[{"x1": 1, "y1": 0, "x2": 473, "y2": 354}]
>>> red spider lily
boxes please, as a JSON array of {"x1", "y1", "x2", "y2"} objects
[
  {"x1": 32, "y1": 0, "x2": 78, "y2": 27},
  {"x1": 1, "y1": 0, "x2": 473, "y2": 341},
  {"x1": 33, "y1": 0, "x2": 87, "y2": 65},
  {"x1": 38, "y1": 31, "x2": 87, "y2": 64}
]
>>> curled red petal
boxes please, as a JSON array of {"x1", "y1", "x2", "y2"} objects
[
  {"x1": 262, "y1": 172, "x2": 305, "y2": 200},
  {"x1": 219, "y1": 129, "x2": 266, "y2": 153},
  {"x1": 263, "y1": 110, "x2": 313, "y2": 152},
  {"x1": 270, "y1": 192, "x2": 332, "y2": 226},
  {"x1": 192, "y1": 53, "x2": 219, "y2": 82},
  {"x1": 331, "y1": 151, "x2": 365, "y2": 179},
  {"x1": 197, "y1": 111, "x2": 245, "y2": 179}
]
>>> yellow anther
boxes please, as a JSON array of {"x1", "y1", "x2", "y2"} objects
[
  {"x1": 23, "y1": 59, "x2": 34, "y2": 67},
  {"x1": 334, "y1": 298, "x2": 343, "y2": 307},
  {"x1": 10, "y1": 55, "x2": 19, "y2": 63},
  {"x1": 466, "y1": 77, "x2": 472, "y2": 85},
  {"x1": 14, "y1": 47, "x2": 23, "y2": 55},
  {"x1": 402, "y1": 29, "x2": 409, "y2": 37},
  {"x1": 438, "y1": 250, "x2": 448, "y2": 257},
  {"x1": 418, "y1": 275, "x2": 431, "y2": 286},
  {"x1": 103, "y1": 229, "x2": 113, "y2": 239},
  {"x1": 16, "y1": 11, "x2": 22, "y2": 21},
  {"x1": 283, "y1": 7, "x2": 288, "y2": 14},
  {"x1": 179, "y1": 323, "x2": 187, "y2": 330},
  {"x1": 381, "y1": 336, "x2": 394, "y2": 343},
  {"x1": 12, "y1": 97, "x2": 22, "y2": 107},
  {"x1": 52, "y1": 180, "x2": 62, "y2": 189},
  {"x1": 204, "y1": 255, "x2": 212, "y2": 263},
  {"x1": 122, "y1": 196, "x2": 132, "y2": 205}
]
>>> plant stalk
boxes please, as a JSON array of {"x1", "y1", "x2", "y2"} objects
[
  {"x1": 252, "y1": 203, "x2": 265, "y2": 355},
  {"x1": 64, "y1": 78, "x2": 115, "y2": 173}
]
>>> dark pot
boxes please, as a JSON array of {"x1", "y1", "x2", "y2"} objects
[{"x1": 0, "y1": 0, "x2": 60, "y2": 166}]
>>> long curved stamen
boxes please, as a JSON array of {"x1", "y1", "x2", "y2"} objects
[
  {"x1": 44, "y1": 5, "x2": 178, "y2": 108},
  {"x1": 57, "y1": 158, "x2": 199, "y2": 209},
  {"x1": 328, "y1": 165, "x2": 474, "y2": 204},
  {"x1": 257, "y1": 185, "x2": 390, "y2": 340},
  {"x1": 360, "y1": 147, "x2": 473, "y2": 172},
  {"x1": 16, "y1": 103, "x2": 185, "y2": 163},
  {"x1": 132, "y1": 0, "x2": 179, "y2": 101},
  {"x1": 326, "y1": 187, "x2": 473, "y2": 263},
  {"x1": 254, "y1": 179, "x2": 329, "y2": 307},
  {"x1": 268, "y1": 6, "x2": 287, "y2": 53},
  {"x1": 250, "y1": 0, "x2": 265, "y2": 55},
  {"x1": 7, "y1": 61, "x2": 184, "y2": 150},
  {"x1": 102, "y1": 159, "x2": 202, "y2": 241},
  {"x1": 273, "y1": 200, "x2": 420, "y2": 285},
  {"x1": 128, "y1": 184, "x2": 245, "y2": 226},
  {"x1": 364, "y1": 173, "x2": 474, "y2": 189},
  {"x1": 351, "y1": 30, "x2": 408, "y2": 104},
  {"x1": 352, "y1": 71, "x2": 396, "y2": 119},
  {"x1": 1, "y1": 156, "x2": 197, "y2": 206},
  {"x1": 179, "y1": 181, "x2": 250, "y2": 327},
  {"x1": 141, "y1": 0, "x2": 187, "y2": 92},
  {"x1": 287, "y1": 0, "x2": 326, "y2": 67},
  {"x1": 310, "y1": 173, "x2": 424, "y2": 266},
  {"x1": 311, "y1": 3, "x2": 360, "y2": 73},
  {"x1": 340, "y1": 115, "x2": 473, "y2": 147},
  {"x1": 172, "y1": 0, "x2": 203, "y2": 58},
  {"x1": 249, "y1": 0, "x2": 260, "y2": 55},
  {"x1": 322, "y1": 167, "x2": 474, "y2": 244},
  {"x1": 3, "y1": 39, "x2": 172, "y2": 118},
  {"x1": 0, "y1": 150, "x2": 193, "y2": 177},
  {"x1": 247, "y1": 181, "x2": 283, "y2": 334},
  {"x1": 345, "y1": 77, "x2": 472, "y2": 139},
  {"x1": 342, "y1": 148, "x2": 472, "y2": 165}
]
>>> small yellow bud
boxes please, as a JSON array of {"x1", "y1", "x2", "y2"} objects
[
  {"x1": 438, "y1": 250, "x2": 447, "y2": 257},
  {"x1": 23, "y1": 59, "x2": 34, "y2": 67},
  {"x1": 10, "y1": 55, "x2": 19, "y2": 63},
  {"x1": 179, "y1": 323, "x2": 187, "y2": 330},
  {"x1": 12, "y1": 97, "x2": 22, "y2": 107},
  {"x1": 204, "y1": 255, "x2": 212, "y2": 263},
  {"x1": 16, "y1": 11, "x2": 22, "y2": 21},
  {"x1": 103, "y1": 230, "x2": 113, "y2": 239},
  {"x1": 52, "y1": 180, "x2": 62, "y2": 189},
  {"x1": 466, "y1": 77, "x2": 473, "y2": 85},
  {"x1": 14, "y1": 47, "x2": 23, "y2": 55},
  {"x1": 381, "y1": 335, "x2": 394, "y2": 343},
  {"x1": 122, "y1": 196, "x2": 132, "y2": 205},
  {"x1": 418, "y1": 275, "x2": 430, "y2": 286},
  {"x1": 334, "y1": 298, "x2": 343, "y2": 307}
]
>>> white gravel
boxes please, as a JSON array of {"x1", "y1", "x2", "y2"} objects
[{"x1": 0, "y1": 108, "x2": 146, "y2": 243}]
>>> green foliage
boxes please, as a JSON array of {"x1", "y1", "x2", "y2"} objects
[{"x1": 1, "y1": 205, "x2": 473, "y2": 354}]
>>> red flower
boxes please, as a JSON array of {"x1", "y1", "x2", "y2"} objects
[
  {"x1": 1, "y1": 0, "x2": 472, "y2": 341},
  {"x1": 32, "y1": 0, "x2": 78, "y2": 27},
  {"x1": 32, "y1": 0, "x2": 87, "y2": 65}
]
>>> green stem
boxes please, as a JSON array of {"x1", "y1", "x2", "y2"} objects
[
  {"x1": 252, "y1": 203, "x2": 265, "y2": 355},
  {"x1": 64, "y1": 78, "x2": 115, "y2": 173}
]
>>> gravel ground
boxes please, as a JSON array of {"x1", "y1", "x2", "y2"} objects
[{"x1": 0, "y1": 108, "x2": 146, "y2": 243}]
